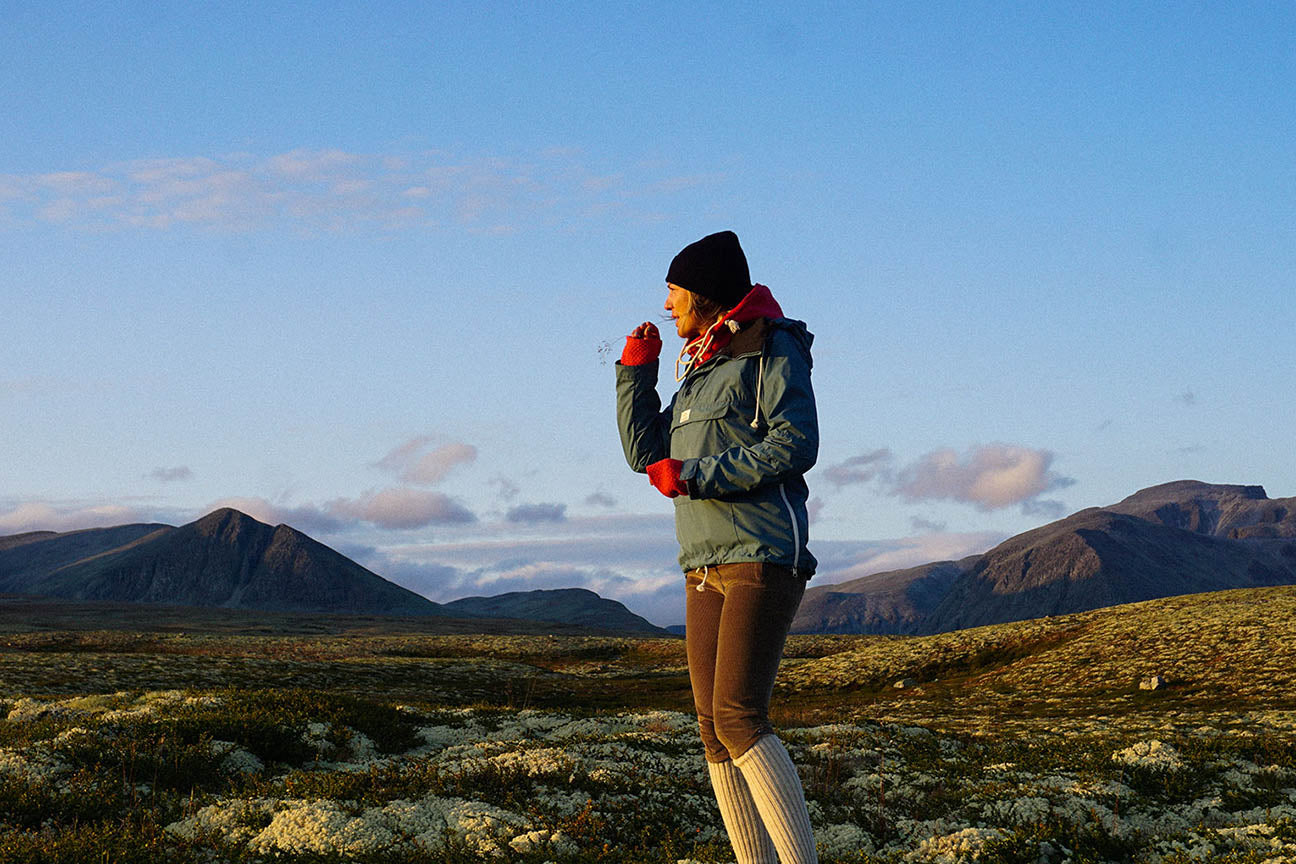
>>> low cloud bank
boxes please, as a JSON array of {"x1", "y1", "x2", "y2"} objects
[
  {"x1": 209, "y1": 489, "x2": 476, "y2": 534},
  {"x1": 355, "y1": 514, "x2": 1000, "y2": 627},
  {"x1": 360, "y1": 514, "x2": 682, "y2": 624},
  {"x1": 0, "y1": 502, "x2": 156, "y2": 535}
]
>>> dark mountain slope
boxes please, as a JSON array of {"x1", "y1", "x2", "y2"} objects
[
  {"x1": 0, "y1": 523, "x2": 172, "y2": 591},
  {"x1": 791, "y1": 559, "x2": 971, "y2": 635},
  {"x1": 441, "y1": 588, "x2": 669, "y2": 635},
  {"x1": 923, "y1": 509, "x2": 1294, "y2": 633},
  {"x1": 20, "y1": 509, "x2": 442, "y2": 616},
  {"x1": 790, "y1": 481, "x2": 1296, "y2": 635}
]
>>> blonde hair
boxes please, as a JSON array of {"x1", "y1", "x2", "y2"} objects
[{"x1": 681, "y1": 288, "x2": 726, "y2": 332}]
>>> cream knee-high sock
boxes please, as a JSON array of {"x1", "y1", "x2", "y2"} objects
[
  {"x1": 732, "y1": 734, "x2": 818, "y2": 864},
  {"x1": 708, "y1": 759, "x2": 778, "y2": 864}
]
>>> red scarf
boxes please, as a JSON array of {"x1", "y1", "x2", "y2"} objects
[{"x1": 676, "y1": 284, "x2": 784, "y2": 380}]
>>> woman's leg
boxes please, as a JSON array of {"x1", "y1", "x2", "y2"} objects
[
  {"x1": 685, "y1": 568, "x2": 729, "y2": 763},
  {"x1": 712, "y1": 564, "x2": 817, "y2": 864},
  {"x1": 686, "y1": 568, "x2": 777, "y2": 864}
]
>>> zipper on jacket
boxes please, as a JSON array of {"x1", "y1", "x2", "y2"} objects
[{"x1": 777, "y1": 482, "x2": 801, "y2": 577}]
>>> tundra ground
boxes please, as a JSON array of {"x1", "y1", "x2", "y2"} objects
[{"x1": 1, "y1": 587, "x2": 1294, "y2": 862}]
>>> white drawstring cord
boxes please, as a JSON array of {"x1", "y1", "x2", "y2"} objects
[
  {"x1": 673, "y1": 337, "x2": 700, "y2": 382},
  {"x1": 750, "y1": 352, "x2": 765, "y2": 429},
  {"x1": 695, "y1": 565, "x2": 709, "y2": 591},
  {"x1": 674, "y1": 328, "x2": 717, "y2": 382},
  {"x1": 674, "y1": 318, "x2": 739, "y2": 382}
]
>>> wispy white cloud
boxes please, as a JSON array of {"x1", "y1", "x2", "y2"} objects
[
  {"x1": 148, "y1": 466, "x2": 193, "y2": 482},
  {"x1": 372, "y1": 437, "x2": 477, "y2": 486},
  {"x1": 0, "y1": 149, "x2": 723, "y2": 234},
  {"x1": 584, "y1": 491, "x2": 617, "y2": 508},
  {"x1": 823, "y1": 448, "x2": 894, "y2": 488},
  {"x1": 1020, "y1": 499, "x2": 1068, "y2": 519},
  {"x1": 909, "y1": 515, "x2": 947, "y2": 533},
  {"x1": 893, "y1": 444, "x2": 1073, "y2": 511},
  {"x1": 325, "y1": 488, "x2": 476, "y2": 530},
  {"x1": 505, "y1": 503, "x2": 567, "y2": 523},
  {"x1": 490, "y1": 476, "x2": 521, "y2": 502},
  {"x1": 824, "y1": 443, "x2": 1073, "y2": 513}
]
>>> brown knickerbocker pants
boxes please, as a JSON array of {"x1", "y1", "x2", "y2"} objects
[{"x1": 685, "y1": 562, "x2": 806, "y2": 763}]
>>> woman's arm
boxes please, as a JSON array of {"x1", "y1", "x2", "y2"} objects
[
  {"x1": 680, "y1": 328, "x2": 818, "y2": 497},
  {"x1": 616, "y1": 326, "x2": 671, "y2": 473}
]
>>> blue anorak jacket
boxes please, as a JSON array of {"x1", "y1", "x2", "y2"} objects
[{"x1": 616, "y1": 284, "x2": 818, "y2": 576}]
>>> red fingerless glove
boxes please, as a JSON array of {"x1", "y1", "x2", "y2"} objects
[
  {"x1": 646, "y1": 458, "x2": 688, "y2": 498},
  {"x1": 620, "y1": 324, "x2": 662, "y2": 366}
]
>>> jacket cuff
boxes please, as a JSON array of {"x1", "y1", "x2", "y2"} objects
[
  {"x1": 615, "y1": 358, "x2": 659, "y2": 377},
  {"x1": 679, "y1": 458, "x2": 703, "y2": 499}
]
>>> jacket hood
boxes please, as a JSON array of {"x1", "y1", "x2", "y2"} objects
[
  {"x1": 724, "y1": 282, "x2": 783, "y2": 325},
  {"x1": 773, "y1": 316, "x2": 815, "y2": 371}
]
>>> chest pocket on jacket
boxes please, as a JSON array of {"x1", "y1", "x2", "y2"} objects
[{"x1": 671, "y1": 401, "x2": 730, "y2": 432}]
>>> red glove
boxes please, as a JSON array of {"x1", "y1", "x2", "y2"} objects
[
  {"x1": 620, "y1": 322, "x2": 662, "y2": 366},
  {"x1": 647, "y1": 458, "x2": 688, "y2": 498}
]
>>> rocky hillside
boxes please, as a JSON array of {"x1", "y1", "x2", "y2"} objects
[{"x1": 792, "y1": 481, "x2": 1296, "y2": 635}]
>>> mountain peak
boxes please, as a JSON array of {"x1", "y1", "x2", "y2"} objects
[
  {"x1": 192, "y1": 508, "x2": 278, "y2": 542},
  {"x1": 1119, "y1": 480, "x2": 1268, "y2": 504},
  {"x1": 196, "y1": 507, "x2": 261, "y2": 526}
]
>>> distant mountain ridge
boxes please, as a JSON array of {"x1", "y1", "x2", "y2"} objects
[
  {"x1": 792, "y1": 480, "x2": 1296, "y2": 635},
  {"x1": 441, "y1": 588, "x2": 662, "y2": 634},
  {"x1": 0, "y1": 508, "x2": 667, "y2": 635}
]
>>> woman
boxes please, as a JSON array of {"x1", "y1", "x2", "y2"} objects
[{"x1": 616, "y1": 231, "x2": 818, "y2": 864}]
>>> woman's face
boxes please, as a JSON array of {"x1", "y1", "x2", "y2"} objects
[{"x1": 665, "y1": 282, "x2": 706, "y2": 340}]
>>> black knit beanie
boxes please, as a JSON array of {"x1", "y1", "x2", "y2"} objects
[{"x1": 665, "y1": 231, "x2": 751, "y2": 309}]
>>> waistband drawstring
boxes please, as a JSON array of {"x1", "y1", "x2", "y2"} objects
[{"x1": 695, "y1": 565, "x2": 710, "y2": 592}]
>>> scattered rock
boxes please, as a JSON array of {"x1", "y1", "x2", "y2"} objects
[{"x1": 1139, "y1": 675, "x2": 1167, "y2": 691}]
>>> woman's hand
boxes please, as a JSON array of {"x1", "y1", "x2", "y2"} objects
[
  {"x1": 646, "y1": 458, "x2": 688, "y2": 498},
  {"x1": 620, "y1": 321, "x2": 662, "y2": 365}
]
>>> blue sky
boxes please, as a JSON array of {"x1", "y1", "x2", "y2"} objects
[{"x1": 3, "y1": 2, "x2": 1294, "y2": 625}]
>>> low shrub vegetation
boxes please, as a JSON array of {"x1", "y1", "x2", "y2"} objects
[{"x1": 1, "y1": 586, "x2": 1294, "y2": 862}]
